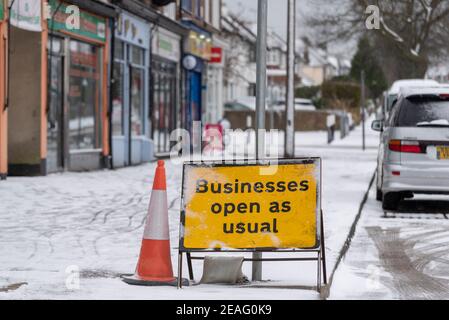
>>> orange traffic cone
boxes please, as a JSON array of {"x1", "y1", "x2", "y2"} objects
[{"x1": 122, "y1": 160, "x2": 188, "y2": 287}]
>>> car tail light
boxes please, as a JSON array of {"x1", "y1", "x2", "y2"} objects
[{"x1": 389, "y1": 140, "x2": 423, "y2": 153}]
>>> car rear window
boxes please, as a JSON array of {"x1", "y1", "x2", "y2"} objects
[{"x1": 395, "y1": 96, "x2": 449, "y2": 127}]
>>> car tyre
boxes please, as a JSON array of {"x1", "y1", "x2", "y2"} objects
[
  {"x1": 376, "y1": 166, "x2": 383, "y2": 202},
  {"x1": 382, "y1": 192, "x2": 401, "y2": 211},
  {"x1": 376, "y1": 188, "x2": 383, "y2": 201}
]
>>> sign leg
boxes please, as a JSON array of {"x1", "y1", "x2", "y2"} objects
[
  {"x1": 186, "y1": 252, "x2": 194, "y2": 281},
  {"x1": 317, "y1": 250, "x2": 322, "y2": 292},
  {"x1": 177, "y1": 252, "x2": 183, "y2": 289},
  {"x1": 321, "y1": 210, "x2": 328, "y2": 284},
  {"x1": 252, "y1": 252, "x2": 263, "y2": 281}
]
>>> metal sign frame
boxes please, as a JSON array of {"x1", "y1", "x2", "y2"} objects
[{"x1": 177, "y1": 158, "x2": 327, "y2": 292}]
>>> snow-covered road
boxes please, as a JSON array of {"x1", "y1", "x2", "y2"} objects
[{"x1": 0, "y1": 124, "x2": 379, "y2": 299}]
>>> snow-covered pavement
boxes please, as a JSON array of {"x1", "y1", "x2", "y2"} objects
[
  {"x1": 0, "y1": 123, "x2": 379, "y2": 300},
  {"x1": 330, "y1": 187, "x2": 449, "y2": 300}
]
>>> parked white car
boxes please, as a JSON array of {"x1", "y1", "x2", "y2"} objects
[
  {"x1": 224, "y1": 96, "x2": 271, "y2": 112},
  {"x1": 372, "y1": 86, "x2": 449, "y2": 210},
  {"x1": 272, "y1": 98, "x2": 317, "y2": 111},
  {"x1": 294, "y1": 98, "x2": 317, "y2": 111},
  {"x1": 383, "y1": 79, "x2": 439, "y2": 118}
]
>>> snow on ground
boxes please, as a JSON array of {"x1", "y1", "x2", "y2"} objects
[
  {"x1": 0, "y1": 122, "x2": 379, "y2": 300},
  {"x1": 330, "y1": 186, "x2": 449, "y2": 300}
]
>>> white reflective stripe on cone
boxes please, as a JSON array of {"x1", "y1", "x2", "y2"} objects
[{"x1": 142, "y1": 190, "x2": 169, "y2": 240}]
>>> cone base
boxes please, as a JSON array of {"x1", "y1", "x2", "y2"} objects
[
  {"x1": 122, "y1": 274, "x2": 189, "y2": 287},
  {"x1": 136, "y1": 239, "x2": 174, "y2": 280}
]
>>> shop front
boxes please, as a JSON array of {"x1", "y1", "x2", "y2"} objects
[
  {"x1": 6, "y1": 0, "x2": 114, "y2": 176},
  {"x1": 150, "y1": 27, "x2": 181, "y2": 156},
  {"x1": 0, "y1": 1, "x2": 6, "y2": 179},
  {"x1": 182, "y1": 26, "x2": 212, "y2": 137},
  {"x1": 45, "y1": 0, "x2": 115, "y2": 173},
  {"x1": 111, "y1": 10, "x2": 152, "y2": 168}
]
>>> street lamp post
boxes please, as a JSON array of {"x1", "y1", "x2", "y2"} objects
[
  {"x1": 285, "y1": 0, "x2": 296, "y2": 158},
  {"x1": 253, "y1": 0, "x2": 268, "y2": 282}
]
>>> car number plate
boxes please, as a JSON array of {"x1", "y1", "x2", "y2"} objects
[{"x1": 436, "y1": 146, "x2": 449, "y2": 160}]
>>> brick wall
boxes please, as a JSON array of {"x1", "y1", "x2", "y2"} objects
[{"x1": 223, "y1": 110, "x2": 341, "y2": 131}]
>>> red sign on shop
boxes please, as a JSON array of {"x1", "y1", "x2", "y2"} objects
[{"x1": 210, "y1": 47, "x2": 223, "y2": 64}]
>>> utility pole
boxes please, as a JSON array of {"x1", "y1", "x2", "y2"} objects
[
  {"x1": 284, "y1": 0, "x2": 296, "y2": 158},
  {"x1": 253, "y1": 0, "x2": 268, "y2": 282},
  {"x1": 361, "y1": 70, "x2": 366, "y2": 151}
]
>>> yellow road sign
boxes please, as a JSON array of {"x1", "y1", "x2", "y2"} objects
[{"x1": 180, "y1": 159, "x2": 321, "y2": 250}]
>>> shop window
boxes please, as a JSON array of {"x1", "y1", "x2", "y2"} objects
[
  {"x1": 129, "y1": 45, "x2": 145, "y2": 136},
  {"x1": 196, "y1": 0, "x2": 202, "y2": 18},
  {"x1": 181, "y1": 0, "x2": 193, "y2": 13},
  {"x1": 182, "y1": 0, "x2": 201, "y2": 18},
  {"x1": 112, "y1": 40, "x2": 125, "y2": 136},
  {"x1": 112, "y1": 62, "x2": 124, "y2": 136},
  {"x1": 130, "y1": 67, "x2": 144, "y2": 136},
  {"x1": 115, "y1": 40, "x2": 125, "y2": 60},
  {"x1": 151, "y1": 58, "x2": 178, "y2": 153},
  {"x1": 131, "y1": 46, "x2": 145, "y2": 65},
  {"x1": 248, "y1": 83, "x2": 256, "y2": 97},
  {"x1": 68, "y1": 39, "x2": 102, "y2": 150},
  {"x1": 47, "y1": 36, "x2": 65, "y2": 172},
  {"x1": 48, "y1": 37, "x2": 62, "y2": 55}
]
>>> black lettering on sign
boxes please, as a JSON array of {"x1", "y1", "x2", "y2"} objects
[
  {"x1": 194, "y1": 179, "x2": 310, "y2": 194},
  {"x1": 210, "y1": 202, "x2": 261, "y2": 216},
  {"x1": 282, "y1": 201, "x2": 291, "y2": 213},
  {"x1": 196, "y1": 179, "x2": 208, "y2": 193},
  {"x1": 269, "y1": 201, "x2": 292, "y2": 214},
  {"x1": 300, "y1": 180, "x2": 309, "y2": 191},
  {"x1": 222, "y1": 219, "x2": 279, "y2": 234}
]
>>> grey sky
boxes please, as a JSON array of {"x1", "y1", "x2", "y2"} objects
[
  {"x1": 224, "y1": 0, "x2": 309, "y2": 39},
  {"x1": 223, "y1": 0, "x2": 356, "y2": 58}
]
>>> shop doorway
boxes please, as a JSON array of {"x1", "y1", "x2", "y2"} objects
[
  {"x1": 47, "y1": 37, "x2": 65, "y2": 173},
  {"x1": 47, "y1": 35, "x2": 104, "y2": 173},
  {"x1": 151, "y1": 57, "x2": 177, "y2": 156},
  {"x1": 189, "y1": 71, "x2": 202, "y2": 123},
  {"x1": 112, "y1": 41, "x2": 146, "y2": 167},
  {"x1": 129, "y1": 63, "x2": 145, "y2": 165}
]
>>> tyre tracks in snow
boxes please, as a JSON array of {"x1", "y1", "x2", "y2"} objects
[{"x1": 329, "y1": 174, "x2": 449, "y2": 299}]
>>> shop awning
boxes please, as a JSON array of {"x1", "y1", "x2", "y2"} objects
[
  {"x1": 68, "y1": 0, "x2": 118, "y2": 19},
  {"x1": 111, "y1": 0, "x2": 188, "y2": 36}
]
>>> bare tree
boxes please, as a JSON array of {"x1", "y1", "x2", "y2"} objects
[
  {"x1": 307, "y1": 0, "x2": 449, "y2": 82},
  {"x1": 221, "y1": 14, "x2": 256, "y2": 90}
]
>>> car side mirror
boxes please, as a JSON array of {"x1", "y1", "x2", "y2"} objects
[{"x1": 371, "y1": 120, "x2": 383, "y2": 132}]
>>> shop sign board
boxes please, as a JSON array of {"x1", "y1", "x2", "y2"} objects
[
  {"x1": 209, "y1": 47, "x2": 222, "y2": 64},
  {"x1": 152, "y1": 28, "x2": 180, "y2": 62},
  {"x1": 49, "y1": 0, "x2": 107, "y2": 42},
  {"x1": 10, "y1": 0, "x2": 42, "y2": 32},
  {"x1": 116, "y1": 10, "x2": 150, "y2": 49},
  {"x1": 184, "y1": 31, "x2": 211, "y2": 61},
  {"x1": 0, "y1": 1, "x2": 4, "y2": 21}
]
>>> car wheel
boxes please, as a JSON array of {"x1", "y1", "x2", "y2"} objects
[
  {"x1": 376, "y1": 170, "x2": 383, "y2": 201},
  {"x1": 376, "y1": 188, "x2": 383, "y2": 201},
  {"x1": 382, "y1": 192, "x2": 401, "y2": 211}
]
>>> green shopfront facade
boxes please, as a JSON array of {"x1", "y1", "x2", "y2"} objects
[
  {"x1": 6, "y1": 0, "x2": 114, "y2": 176},
  {"x1": 46, "y1": 0, "x2": 114, "y2": 173}
]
